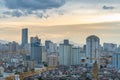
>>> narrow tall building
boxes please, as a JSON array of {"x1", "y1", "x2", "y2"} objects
[
  {"x1": 30, "y1": 36, "x2": 42, "y2": 64},
  {"x1": 86, "y1": 35, "x2": 100, "y2": 64},
  {"x1": 71, "y1": 47, "x2": 81, "y2": 65},
  {"x1": 22, "y1": 28, "x2": 28, "y2": 48},
  {"x1": 45, "y1": 40, "x2": 51, "y2": 51},
  {"x1": 112, "y1": 53, "x2": 120, "y2": 69},
  {"x1": 59, "y1": 39, "x2": 73, "y2": 65}
]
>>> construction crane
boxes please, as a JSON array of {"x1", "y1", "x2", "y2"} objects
[
  {"x1": 93, "y1": 49, "x2": 98, "y2": 80},
  {"x1": 4, "y1": 66, "x2": 56, "y2": 80},
  {"x1": 86, "y1": 49, "x2": 99, "y2": 80}
]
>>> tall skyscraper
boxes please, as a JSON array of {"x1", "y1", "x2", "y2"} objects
[
  {"x1": 59, "y1": 39, "x2": 73, "y2": 65},
  {"x1": 30, "y1": 36, "x2": 42, "y2": 64},
  {"x1": 86, "y1": 35, "x2": 100, "y2": 64},
  {"x1": 22, "y1": 28, "x2": 28, "y2": 48}
]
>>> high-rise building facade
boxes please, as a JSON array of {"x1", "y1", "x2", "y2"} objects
[
  {"x1": 22, "y1": 28, "x2": 28, "y2": 48},
  {"x1": 8, "y1": 41, "x2": 19, "y2": 52},
  {"x1": 71, "y1": 47, "x2": 81, "y2": 65},
  {"x1": 30, "y1": 36, "x2": 42, "y2": 64},
  {"x1": 42, "y1": 46, "x2": 47, "y2": 63},
  {"x1": 86, "y1": 35, "x2": 100, "y2": 64},
  {"x1": 47, "y1": 54, "x2": 58, "y2": 66},
  {"x1": 112, "y1": 53, "x2": 120, "y2": 69},
  {"x1": 45, "y1": 40, "x2": 51, "y2": 51},
  {"x1": 45, "y1": 40, "x2": 58, "y2": 54},
  {"x1": 59, "y1": 39, "x2": 73, "y2": 65}
]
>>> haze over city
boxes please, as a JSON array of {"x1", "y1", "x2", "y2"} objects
[
  {"x1": 1, "y1": 0, "x2": 120, "y2": 80},
  {"x1": 0, "y1": 0, "x2": 120, "y2": 44}
]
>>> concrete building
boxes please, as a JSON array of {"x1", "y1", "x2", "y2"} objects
[
  {"x1": 47, "y1": 54, "x2": 58, "y2": 66},
  {"x1": 86, "y1": 35, "x2": 100, "y2": 64},
  {"x1": 24, "y1": 60, "x2": 35, "y2": 71},
  {"x1": 30, "y1": 36, "x2": 42, "y2": 64},
  {"x1": 80, "y1": 52, "x2": 86, "y2": 65},
  {"x1": 71, "y1": 47, "x2": 81, "y2": 65},
  {"x1": 21, "y1": 28, "x2": 28, "y2": 48},
  {"x1": 45, "y1": 40, "x2": 51, "y2": 51},
  {"x1": 103, "y1": 43, "x2": 117, "y2": 52},
  {"x1": 59, "y1": 39, "x2": 73, "y2": 65},
  {"x1": 42, "y1": 46, "x2": 47, "y2": 63},
  {"x1": 112, "y1": 53, "x2": 120, "y2": 69},
  {"x1": 8, "y1": 41, "x2": 19, "y2": 53},
  {"x1": 45, "y1": 40, "x2": 58, "y2": 54}
]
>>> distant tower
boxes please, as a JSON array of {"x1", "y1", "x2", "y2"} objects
[
  {"x1": 45, "y1": 40, "x2": 51, "y2": 50},
  {"x1": 45, "y1": 40, "x2": 58, "y2": 54},
  {"x1": 30, "y1": 36, "x2": 42, "y2": 64},
  {"x1": 71, "y1": 47, "x2": 81, "y2": 65},
  {"x1": 86, "y1": 35, "x2": 100, "y2": 64},
  {"x1": 22, "y1": 28, "x2": 28, "y2": 48},
  {"x1": 59, "y1": 39, "x2": 73, "y2": 65}
]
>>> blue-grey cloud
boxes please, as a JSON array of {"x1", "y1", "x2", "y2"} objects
[
  {"x1": 3, "y1": 10, "x2": 23, "y2": 17},
  {"x1": 4, "y1": 0, "x2": 65, "y2": 10},
  {"x1": 35, "y1": 12, "x2": 50, "y2": 19},
  {"x1": 2, "y1": 10, "x2": 50, "y2": 18},
  {"x1": 2, "y1": 0, "x2": 65, "y2": 18},
  {"x1": 103, "y1": 5, "x2": 115, "y2": 10}
]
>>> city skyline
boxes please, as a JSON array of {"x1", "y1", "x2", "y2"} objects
[
  {"x1": 0, "y1": 0, "x2": 120, "y2": 44},
  {"x1": 0, "y1": 28, "x2": 120, "y2": 46}
]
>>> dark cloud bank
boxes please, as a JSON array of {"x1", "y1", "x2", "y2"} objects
[{"x1": 2, "y1": 0, "x2": 65, "y2": 18}]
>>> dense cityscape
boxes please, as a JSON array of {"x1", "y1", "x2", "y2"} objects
[
  {"x1": 0, "y1": 0, "x2": 120, "y2": 80},
  {"x1": 0, "y1": 28, "x2": 119, "y2": 80}
]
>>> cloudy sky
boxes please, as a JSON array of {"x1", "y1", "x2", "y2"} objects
[{"x1": 0, "y1": 0, "x2": 120, "y2": 45}]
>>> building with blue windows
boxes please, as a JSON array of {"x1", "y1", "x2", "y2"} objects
[
  {"x1": 30, "y1": 36, "x2": 42, "y2": 64},
  {"x1": 86, "y1": 35, "x2": 100, "y2": 64},
  {"x1": 21, "y1": 28, "x2": 28, "y2": 48},
  {"x1": 112, "y1": 53, "x2": 120, "y2": 69}
]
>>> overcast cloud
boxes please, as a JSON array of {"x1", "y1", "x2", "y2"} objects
[
  {"x1": 0, "y1": 0, "x2": 119, "y2": 18},
  {"x1": 4, "y1": 0, "x2": 65, "y2": 10},
  {"x1": 0, "y1": 0, "x2": 65, "y2": 18}
]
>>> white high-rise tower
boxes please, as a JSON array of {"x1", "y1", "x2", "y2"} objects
[{"x1": 86, "y1": 35, "x2": 100, "y2": 64}]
